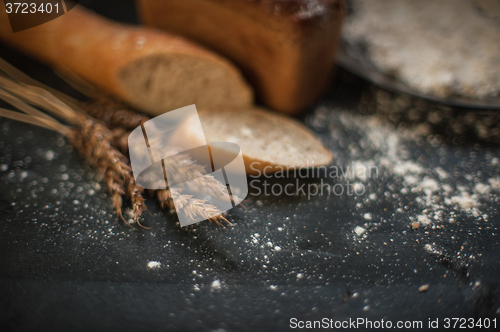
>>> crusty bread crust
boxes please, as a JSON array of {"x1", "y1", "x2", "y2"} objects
[
  {"x1": 0, "y1": 4, "x2": 253, "y2": 115},
  {"x1": 138, "y1": 0, "x2": 344, "y2": 114}
]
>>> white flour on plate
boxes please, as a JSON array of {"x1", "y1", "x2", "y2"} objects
[{"x1": 343, "y1": 0, "x2": 500, "y2": 99}]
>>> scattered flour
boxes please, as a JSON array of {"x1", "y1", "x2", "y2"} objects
[
  {"x1": 435, "y1": 168, "x2": 449, "y2": 180},
  {"x1": 312, "y1": 103, "x2": 499, "y2": 230},
  {"x1": 474, "y1": 183, "x2": 491, "y2": 195},
  {"x1": 211, "y1": 279, "x2": 221, "y2": 289},
  {"x1": 489, "y1": 177, "x2": 500, "y2": 189},
  {"x1": 445, "y1": 192, "x2": 479, "y2": 210},
  {"x1": 417, "y1": 215, "x2": 431, "y2": 226},
  {"x1": 354, "y1": 226, "x2": 367, "y2": 236},
  {"x1": 147, "y1": 261, "x2": 161, "y2": 269},
  {"x1": 45, "y1": 150, "x2": 56, "y2": 161},
  {"x1": 394, "y1": 161, "x2": 423, "y2": 176}
]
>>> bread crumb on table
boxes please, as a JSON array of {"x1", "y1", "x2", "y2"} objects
[{"x1": 418, "y1": 284, "x2": 429, "y2": 293}]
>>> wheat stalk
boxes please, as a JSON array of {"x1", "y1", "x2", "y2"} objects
[
  {"x1": 156, "y1": 189, "x2": 228, "y2": 226},
  {"x1": 0, "y1": 87, "x2": 146, "y2": 225},
  {"x1": 67, "y1": 114, "x2": 148, "y2": 225},
  {"x1": 56, "y1": 69, "x2": 233, "y2": 204},
  {"x1": 78, "y1": 93, "x2": 234, "y2": 203},
  {"x1": 81, "y1": 92, "x2": 149, "y2": 129},
  {"x1": 57, "y1": 67, "x2": 235, "y2": 205},
  {"x1": 0, "y1": 60, "x2": 229, "y2": 225}
]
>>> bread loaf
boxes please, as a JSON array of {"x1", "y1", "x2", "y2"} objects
[
  {"x1": 0, "y1": 4, "x2": 253, "y2": 116},
  {"x1": 137, "y1": 0, "x2": 344, "y2": 114},
  {"x1": 171, "y1": 107, "x2": 333, "y2": 175}
]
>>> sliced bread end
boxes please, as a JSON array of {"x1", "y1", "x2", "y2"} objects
[{"x1": 171, "y1": 107, "x2": 333, "y2": 176}]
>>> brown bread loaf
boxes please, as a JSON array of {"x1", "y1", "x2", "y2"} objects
[
  {"x1": 137, "y1": 0, "x2": 344, "y2": 114},
  {"x1": 0, "y1": 4, "x2": 253, "y2": 116}
]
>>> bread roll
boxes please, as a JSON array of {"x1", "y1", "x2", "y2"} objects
[
  {"x1": 0, "y1": 4, "x2": 253, "y2": 116},
  {"x1": 137, "y1": 0, "x2": 344, "y2": 114},
  {"x1": 171, "y1": 107, "x2": 333, "y2": 175}
]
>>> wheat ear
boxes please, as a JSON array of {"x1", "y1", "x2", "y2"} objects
[{"x1": 0, "y1": 63, "x2": 230, "y2": 225}]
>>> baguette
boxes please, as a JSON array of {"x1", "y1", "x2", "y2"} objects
[
  {"x1": 137, "y1": 0, "x2": 344, "y2": 114},
  {"x1": 171, "y1": 107, "x2": 333, "y2": 175},
  {"x1": 0, "y1": 4, "x2": 253, "y2": 116}
]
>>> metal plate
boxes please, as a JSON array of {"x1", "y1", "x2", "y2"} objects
[
  {"x1": 337, "y1": 43, "x2": 500, "y2": 110},
  {"x1": 339, "y1": 0, "x2": 500, "y2": 110}
]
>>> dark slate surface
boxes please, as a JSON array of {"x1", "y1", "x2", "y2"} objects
[{"x1": 0, "y1": 1, "x2": 499, "y2": 331}]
